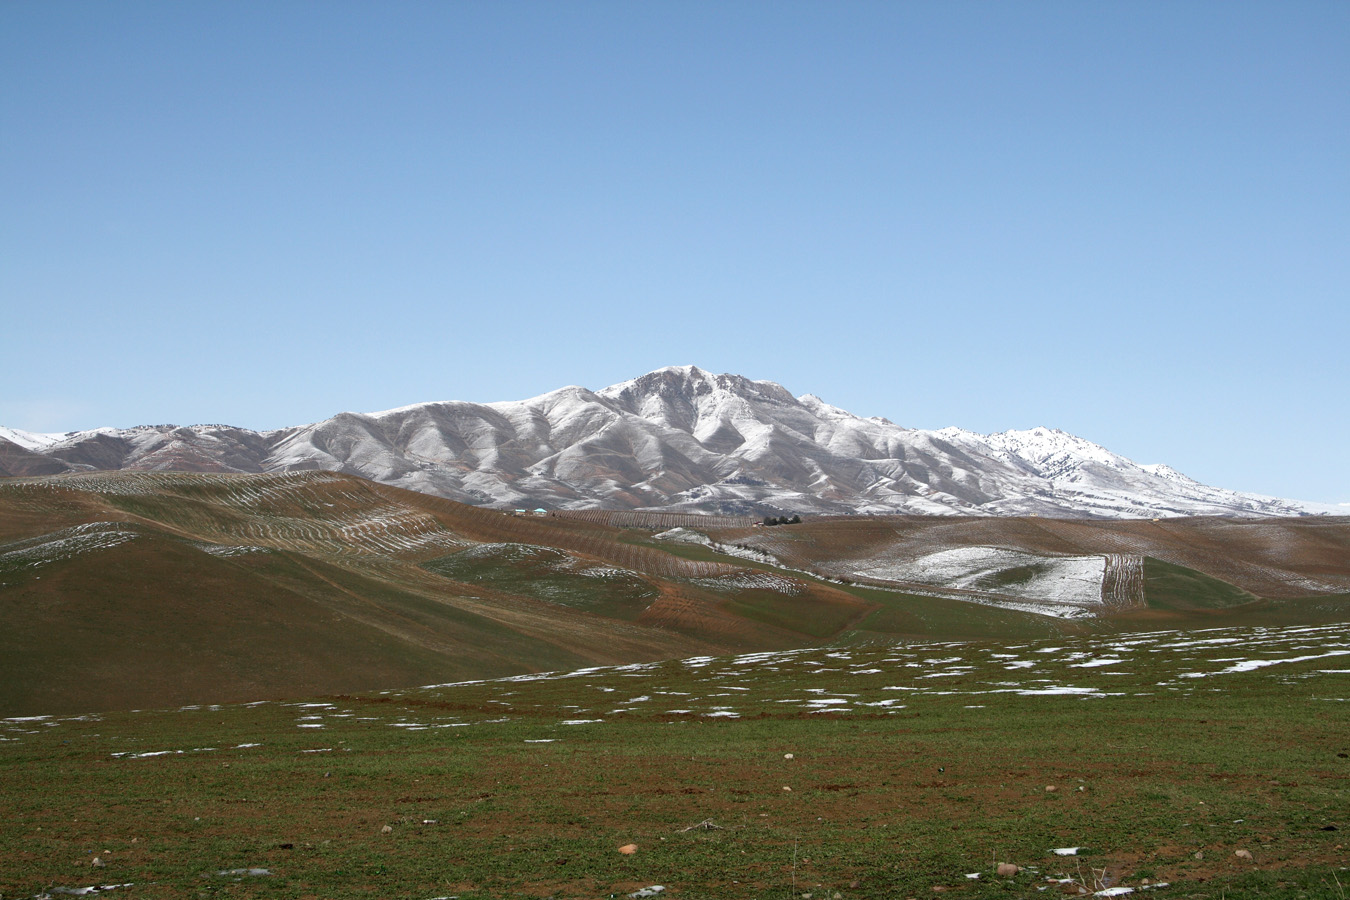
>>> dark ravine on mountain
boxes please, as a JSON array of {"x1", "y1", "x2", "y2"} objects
[{"x1": 0, "y1": 365, "x2": 1335, "y2": 518}]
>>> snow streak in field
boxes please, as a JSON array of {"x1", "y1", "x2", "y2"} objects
[
  {"x1": 4, "y1": 624, "x2": 1345, "y2": 748},
  {"x1": 363, "y1": 623, "x2": 1350, "y2": 731}
]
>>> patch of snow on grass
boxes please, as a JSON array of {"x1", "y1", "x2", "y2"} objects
[
  {"x1": 653, "y1": 527, "x2": 710, "y2": 544},
  {"x1": 1181, "y1": 650, "x2": 1350, "y2": 676},
  {"x1": 39, "y1": 882, "x2": 135, "y2": 896}
]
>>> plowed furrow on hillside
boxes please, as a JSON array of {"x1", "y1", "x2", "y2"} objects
[
  {"x1": 374, "y1": 486, "x2": 740, "y2": 580},
  {"x1": 1101, "y1": 554, "x2": 1145, "y2": 609}
]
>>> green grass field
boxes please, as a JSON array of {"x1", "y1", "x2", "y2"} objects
[
  {"x1": 422, "y1": 544, "x2": 660, "y2": 622},
  {"x1": 1143, "y1": 558, "x2": 1260, "y2": 611},
  {"x1": 4, "y1": 623, "x2": 1347, "y2": 900}
]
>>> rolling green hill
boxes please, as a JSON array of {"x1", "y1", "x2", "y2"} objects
[{"x1": 3, "y1": 471, "x2": 1348, "y2": 715}]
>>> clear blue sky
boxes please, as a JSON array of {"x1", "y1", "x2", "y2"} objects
[{"x1": 3, "y1": 2, "x2": 1346, "y2": 505}]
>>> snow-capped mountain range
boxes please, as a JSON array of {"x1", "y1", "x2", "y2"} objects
[{"x1": 0, "y1": 366, "x2": 1338, "y2": 518}]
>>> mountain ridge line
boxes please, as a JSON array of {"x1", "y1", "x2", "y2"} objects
[{"x1": 1, "y1": 364, "x2": 1337, "y2": 518}]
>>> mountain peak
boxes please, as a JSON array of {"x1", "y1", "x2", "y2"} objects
[
  {"x1": 987, "y1": 427, "x2": 1122, "y2": 467},
  {"x1": 798, "y1": 394, "x2": 864, "y2": 423},
  {"x1": 598, "y1": 366, "x2": 796, "y2": 407}
]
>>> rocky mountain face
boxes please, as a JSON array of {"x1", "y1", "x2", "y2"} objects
[{"x1": 0, "y1": 366, "x2": 1335, "y2": 518}]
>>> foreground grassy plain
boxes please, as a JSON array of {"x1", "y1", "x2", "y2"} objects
[{"x1": 4, "y1": 623, "x2": 1347, "y2": 900}]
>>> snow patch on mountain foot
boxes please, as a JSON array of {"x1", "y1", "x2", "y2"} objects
[{"x1": 851, "y1": 547, "x2": 1108, "y2": 612}]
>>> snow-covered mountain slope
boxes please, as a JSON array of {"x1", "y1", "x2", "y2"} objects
[
  {"x1": 1, "y1": 366, "x2": 1339, "y2": 518},
  {"x1": 0, "y1": 426, "x2": 66, "y2": 452}
]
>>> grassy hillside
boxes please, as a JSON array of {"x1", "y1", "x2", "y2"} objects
[
  {"x1": 4, "y1": 471, "x2": 1349, "y2": 716},
  {"x1": 0, "y1": 473, "x2": 1019, "y2": 715},
  {"x1": 1143, "y1": 556, "x2": 1260, "y2": 610}
]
